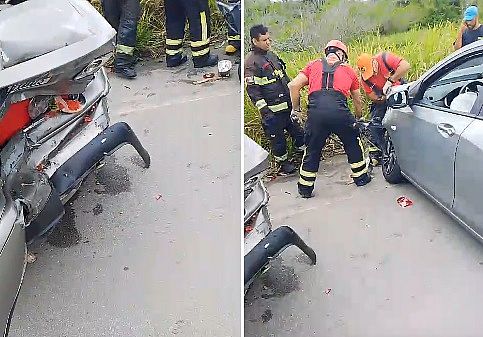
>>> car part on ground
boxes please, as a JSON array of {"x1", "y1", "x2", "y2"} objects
[{"x1": 244, "y1": 135, "x2": 316, "y2": 293}]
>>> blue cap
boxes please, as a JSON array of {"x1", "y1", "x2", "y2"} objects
[{"x1": 464, "y1": 6, "x2": 478, "y2": 21}]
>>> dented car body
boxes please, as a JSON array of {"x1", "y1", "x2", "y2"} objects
[
  {"x1": 244, "y1": 135, "x2": 316, "y2": 293},
  {"x1": 0, "y1": 1, "x2": 150, "y2": 335}
]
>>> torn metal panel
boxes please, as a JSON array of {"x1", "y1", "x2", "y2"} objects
[
  {"x1": 36, "y1": 98, "x2": 110, "y2": 179},
  {"x1": 24, "y1": 68, "x2": 110, "y2": 145}
]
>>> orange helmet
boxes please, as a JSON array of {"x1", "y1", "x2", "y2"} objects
[{"x1": 324, "y1": 40, "x2": 348, "y2": 59}]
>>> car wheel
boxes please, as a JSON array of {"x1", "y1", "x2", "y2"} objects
[{"x1": 382, "y1": 131, "x2": 404, "y2": 184}]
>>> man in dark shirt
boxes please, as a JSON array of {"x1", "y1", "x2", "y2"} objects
[{"x1": 454, "y1": 5, "x2": 483, "y2": 50}]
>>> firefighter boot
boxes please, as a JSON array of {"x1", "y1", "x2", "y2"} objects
[
  {"x1": 114, "y1": 53, "x2": 136, "y2": 79},
  {"x1": 166, "y1": 54, "x2": 188, "y2": 68},
  {"x1": 280, "y1": 160, "x2": 297, "y2": 174},
  {"x1": 225, "y1": 44, "x2": 238, "y2": 55},
  {"x1": 298, "y1": 183, "x2": 313, "y2": 198},
  {"x1": 353, "y1": 172, "x2": 372, "y2": 187},
  {"x1": 193, "y1": 53, "x2": 219, "y2": 68}
]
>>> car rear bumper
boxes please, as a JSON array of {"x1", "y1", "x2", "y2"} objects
[
  {"x1": 25, "y1": 121, "x2": 150, "y2": 243},
  {"x1": 244, "y1": 225, "x2": 316, "y2": 291}
]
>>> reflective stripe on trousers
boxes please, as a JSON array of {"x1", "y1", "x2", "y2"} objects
[{"x1": 164, "y1": 0, "x2": 212, "y2": 59}]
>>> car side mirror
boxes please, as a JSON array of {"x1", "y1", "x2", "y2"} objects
[{"x1": 387, "y1": 90, "x2": 409, "y2": 109}]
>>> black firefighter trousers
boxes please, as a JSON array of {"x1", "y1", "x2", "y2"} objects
[
  {"x1": 101, "y1": 0, "x2": 141, "y2": 56},
  {"x1": 165, "y1": 0, "x2": 212, "y2": 63},
  {"x1": 262, "y1": 110, "x2": 305, "y2": 162},
  {"x1": 367, "y1": 101, "x2": 387, "y2": 160},
  {"x1": 298, "y1": 107, "x2": 367, "y2": 194}
]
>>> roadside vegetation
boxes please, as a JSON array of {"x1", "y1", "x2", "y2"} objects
[
  {"x1": 244, "y1": 0, "x2": 468, "y2": 153},
  {"x1": 91, "y1": 0, "x2": 227, "y2": 57}
]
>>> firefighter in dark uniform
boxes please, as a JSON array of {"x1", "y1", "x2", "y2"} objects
[
  {"x1": 289, "y1": 40, "x2": 371, "y2": 198},
  {"x1": 245, "y1": 25, "x2": 305, "y2": 174},
  {"x1": 164, "y1": 0, "x2": 219, "y2": 68},
  {"x1": 101, "y1": 0, "x2": 141, "y2": 79},
  {"x1": 356, "y1": 52, "x2": 410, "y2": 165},
  {"x1": 224, "y1": 0, "x2": 241, "y2": 55}
]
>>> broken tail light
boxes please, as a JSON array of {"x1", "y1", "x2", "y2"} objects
[{"x1": 0, "y1": 99, "x2": 31, "y2": 147}]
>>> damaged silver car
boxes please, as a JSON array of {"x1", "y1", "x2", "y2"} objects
[
  {"x1": 244, "y1": 135, "x2": 316, "y2": 293},
  {"x1": 0, "y1": 1, "x2": 150, "y2": 335}
]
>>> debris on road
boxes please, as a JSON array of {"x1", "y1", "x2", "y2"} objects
[
  {"x1": 155, "y1": 194, "x2": 163, "y2": 201},
  {"x1": 397, "y1": 196, "x2": 413, "y2": 208},
  {"x1": 26, "y1": 252, "x2": 37, "y2": 264},
  {"x1": 203, "y1": 72, "x2": 216, "y2": 79}
]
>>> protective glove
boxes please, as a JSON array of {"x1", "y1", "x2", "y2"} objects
[
  {"x1": 382, "y1": 80, "x2": 392, "y2": 96},
  {"x1": 290, "y1": 109, "x2": 301, "y2": 123}
]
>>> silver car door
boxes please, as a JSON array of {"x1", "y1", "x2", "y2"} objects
[
  {"x1": 393, "y1": 54, "x2": 483, "y2": 208},
  {"x1": 453, "y1": 96, "x2": 483, "y2": 237},
  {"x1": 400, "y1": 104, "x2": 475, "y2": 208}
]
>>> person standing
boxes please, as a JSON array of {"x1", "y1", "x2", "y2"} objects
[
  {"x1": 356, "y1": 51, "x2": 410, "y2": 164},
  {"x1": 101, "y1": 0, "x2": 141, "y2": 79},
  {"x1": 289, "y1": 40, "x2": 371, "y2": 198},
  {"x1": 164, "y1": 0, "x2": 219, "y2": 68},
  {"x1": 454, "y1": 5, "x2": 483, "y2": 50},
  {"x1": 224, "y1": 0, "x2": 241, "y2": 55},
  {"x1": 244, "y1": 24, "x2": 305, "y2": 174}
]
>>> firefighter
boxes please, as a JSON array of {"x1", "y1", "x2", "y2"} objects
[
  {"x1": 244, "y1": 24, "x2": 305, "y2": 174},
  {"x1": 288, "y1": 40, "x2": 370, "y2": 198},
  {"x1": 164, "y1": 0, "x2": 219, "y2": 68},
  {"x1": 101, "y1": 0, "x2": 141, "y2": 79},
  {"x1": 224, "y1": 0, "x2": 241, "y2": 55},
  {"x1": 356, "y1": 52, "x2": 410, "y2": 165}
]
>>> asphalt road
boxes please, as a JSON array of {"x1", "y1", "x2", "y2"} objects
[
  {"x1": 10, "y1": 54, "x2": 241, "y2": 337},
  {"x1": 245, "y1": 155, "x2": 483, "y2": 337}
]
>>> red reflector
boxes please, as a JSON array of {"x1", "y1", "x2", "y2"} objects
[
  {"x1": 0, "y1": 100, "x2": 32, "y2": 147},
  {"x1": 245, "y1": 225, "x2": 254, "y2": 233}
]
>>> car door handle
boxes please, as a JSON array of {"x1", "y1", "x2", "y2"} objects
[{"x1": 437, "y1": 123, "x2": 455, "y2": 137}]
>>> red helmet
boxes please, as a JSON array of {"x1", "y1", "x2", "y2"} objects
[{"x1": 324, "y1": 40, "x2": 348, "y2": 58}]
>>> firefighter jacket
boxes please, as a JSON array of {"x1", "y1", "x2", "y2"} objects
[{"x1": 244, "y1": 47, "x2": 292, "y2": 115}]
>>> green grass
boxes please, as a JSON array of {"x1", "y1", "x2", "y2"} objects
[{"x1": 244, "y1": 21, "x2": 459, "y2": 153}]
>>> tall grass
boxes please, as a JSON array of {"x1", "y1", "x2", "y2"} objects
[{"x1": 244, "y1": 21, "x2": 459, "y2": 151}]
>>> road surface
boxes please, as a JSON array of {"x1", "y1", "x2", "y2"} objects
[{"x1": 245, "y1": 155, "x2": 483, "y2": 337}]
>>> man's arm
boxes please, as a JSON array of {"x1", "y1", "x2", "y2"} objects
[
  {"x1": 350, "y1": 89, "x2": 363, "y2": 118},
  {"x1": 288, "y1": 73, "x2": 309, "y2": 111},
  {"x1": 390, "y1": 59, "x2": 410, "y2": 83},
  {"x1": 367, "y1": 91, "x2": 384, "y2": 103},
  {"x1": 454, "y1": 23, "x2": 467, "y2": 50}
]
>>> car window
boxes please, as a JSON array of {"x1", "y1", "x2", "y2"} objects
[
  {"x1": 421, "y1": 54, "x2": 483, "y2": 114},
  {"x1": 438, "y1": 57, "x2": 483, "y2": 83}
]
